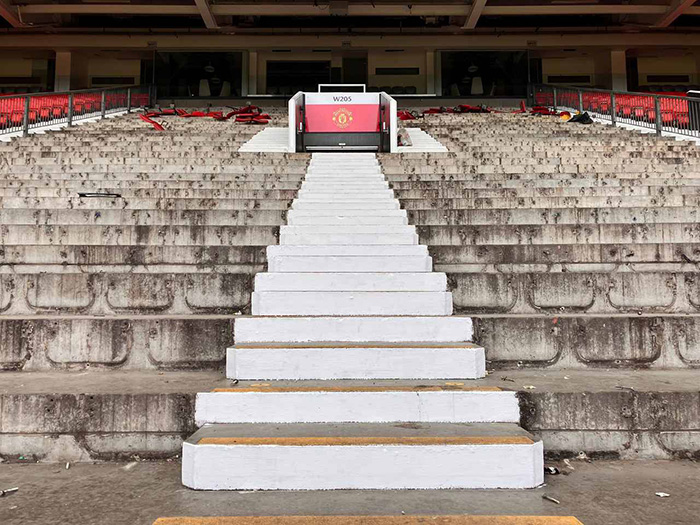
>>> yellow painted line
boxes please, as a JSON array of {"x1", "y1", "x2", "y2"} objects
[
  {"x1": 211, "y1": 386, "x2": 502, "y2": 393},
  {"x1": 197, "y1": 436, "x2": 534, "y2": 446},
  {"x1": 154, "y1": 516, "x2": 583, "y2": 525}
]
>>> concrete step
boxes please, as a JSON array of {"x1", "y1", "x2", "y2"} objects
[
  {"x1": 233, "y1": 316, "x2": 473, "y2": 343},
  {"x1": 300, "y1": 183, "x2": 390, "y2": 190},
  {"x1": 279, "y1": 232, "x2": 419, "y2": 245},
  {"x1": 267, "y1": 245, "x2": 428, "y2": 257},
  {"x1": 154, "y1": 517, "x2": 583, "y2": 524},
  {"x1": 281, "y1": 225, "x2": 415, "y2": 234},
  {"x1": 287, "y1": 214, "x2": 409, "y2": 225},
  {"x1": 297, "y1": 190, "x2": 395, "y2": 199},
  {"x1": 250, "y1": 291, "x2": 453, "y2": 316},
  {"x1": 288, "y1": 209, "x2": 407, "y2": 217},
  {"x1": 267, "y1": 255, "x2": 433, "y2": 272},
  {"x1": 228, "y1": 342, "x2": 485, "y2": 379},
  {"x1": 254, "y1": 272, "x2": 446, "y2": 291},
  {"x1": 292, "y1": 200, "x2": 400, "y2": 210},
  {"x1": 195, "y1": 385, "x2": 517, "y2": 425},
  {"x1": 182, "y1": 422, "x2": 543, "y2": 489}
]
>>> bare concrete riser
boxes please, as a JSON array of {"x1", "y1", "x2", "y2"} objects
[
  {"x1": 3, "y1": 315, "x2": 700, "y2": 371},
  {"x1": 3, "y1": 374, "x2": 700, "y2": 463}
]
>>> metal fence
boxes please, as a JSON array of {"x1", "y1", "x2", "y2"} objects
[
  {"x1": 0, "y1": 85, "x2": 152, "y2": 137},
  {"x1": 531, "y1": 83, "x2": 700, "y2": 139}
]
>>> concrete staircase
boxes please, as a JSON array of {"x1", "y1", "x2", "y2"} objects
[{"x1": 182, "y1": 153, "x2": 543, "y2": 490}]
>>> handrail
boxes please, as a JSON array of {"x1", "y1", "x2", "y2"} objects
[
  {"x1": 0, "y1": 84, "x2": 146, "y2": 99},
  {"x1": 530, "y1": 83, "x2": 699, "y2": 139},
  {"x1": 0, "y1": 84, "x2": 153, "y2": 137}
]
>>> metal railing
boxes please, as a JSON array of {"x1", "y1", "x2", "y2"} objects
[
  {"x1": 531, "y1": 83, "x2": 700, "y2": 139},
  {"x1": 0, "y1": 84, "x2": 153, "y2": 137}
]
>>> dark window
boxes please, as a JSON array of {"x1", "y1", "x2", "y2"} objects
[
  {"x1": 155, "y1": 52, "x2": 243, "y2": 98},
  {"x1": 266, "y1": 61, "x2": 331, "y2": 94},
  {"x1": 547, "y1": 75, "x2": 591, "y2": 84},
  {"x1": 646, "y1": 75, "x2": 690, "y2": 83},
  {"x1": 0, "y1": 77, "x2": 42, "y2": 84},
  {"x1": 441, "y1": 51, "x2": 528, "y2": 97},
  {"x1": 91, "y1": 77, "x2": 135, "y2": 85},
  {"x1": 375, "y1": 67, "x2": 419, "y2": 75}
]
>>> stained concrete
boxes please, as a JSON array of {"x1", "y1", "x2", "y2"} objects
[
  {"x1": 0, "y1": 460, "x2": 698, "y2": 525},
  {"x1": 1, "y1": 370, "x2": 699, "y2": 461}
]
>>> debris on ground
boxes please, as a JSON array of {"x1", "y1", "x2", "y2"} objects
[
  {"x1": 122, "y1": 462, "x2": 138, "y2": 471},
  {"x1": 0, "y1": 487, "x2": 19, "y2": 497},
  {"x1": 65, "y1": 462, "x2": 70, "y2": 470},
  {"x1": 542, "y1": 494, "x2": 561, "y2": 505},
  {"x1": 563, "y1": 458, "x2": 575, "y2": 471},
  {"x1": 545, "y1": 466, "x2": 561, "y2": 475},
  {"x1": 500, "y1": 376, "x2": 516, "y2": 383},
  {"x1": 523, "y1": 385, "x2": 536, "y2": 389},
  {"x1": 656, "y1": 492, "x2": 671, "y2": 498},
  {"x1": 577, "y1": 451, "x2": 590, "y2": 461}
]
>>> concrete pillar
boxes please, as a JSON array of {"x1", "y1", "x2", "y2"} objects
[
  {"x1": 426, "y1": 51, "x2": 436, "y2": 95},
  {"x1": 248, "y1": 51, "x2": 258, "y2": 95},
  {"x1": 610, "y1": 49, "x2": 627, "y2": 92},
  {"x1": 54, "y1": 51, "x2": 72, "y2": 92},
  {"x1": 434, "y1": 51, "x2": 442, "y2": 96},
  {"x1": 241, "y1": 52, "x2": 249, "y2": 96}
]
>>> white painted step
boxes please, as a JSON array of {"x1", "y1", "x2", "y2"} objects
[
  {"x1": 267, "y1": 255, "x2": 432, "y2": 272},
  {"x1": 287, "y1": 208, "x2": 407, "y2": 218},
  {"x1": 297, "y1": 190, "x2": 394, "y2": 199},
  {"x1": 234, "y1": 316, "x2": 473, "y2": 343},
  {"x1": 281, "y1": 225, "x2": 415, "y2": 234},
  {"x1": 195, "y1": 386, "x2": 518, "y2": 425},
  {"x1": 267, "y1": 245, "x2": 427, "y2": 257},
  {"x1": 292, "y1": 200, "x2": 400, "y2": 210},
  {"x1": 300, "y1": 183, "x2": 389, "y2": 190},
  {"x1": 182, "y1": 423, "x2": 544, "y2": 490},
  {"x1": 307, "y1": 166, "x2": 381, "y2": 172},
  {"x1": 227, "y1": 343, "x2": 485, "y2": 380},
  {"x1": 254, "y1": 272, "x2": 446, "y2": 291},
  {"x1": 251, "y1": 291, "x2": 453, "y2": 316},
  {"x1": 287, "y1": 214, "x2": 408, "y2": 225},
  {"x1": 279, "y1": 232, "x2": 418, "y2": 245}
]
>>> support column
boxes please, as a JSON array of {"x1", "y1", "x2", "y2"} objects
[
  {"x1": 610, "y1": 49, "x2": 627, "y2": 92},
  {"x1": 241, "y1": 52, "x2": 249, "y2": 96},
  {"x1": 248, "y1": 51, "x2": 258, "y2": 95},
  {"x1": 54, "y1": 50, "x2": 72, "y2": 92},
  {"x1": 426, "y1": 50, "x2": 436, "y2": 95},
  {"x1": 434, "y1": 51, "x2": 442, "y2": 96}
]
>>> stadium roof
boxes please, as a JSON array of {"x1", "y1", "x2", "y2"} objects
[{"x1": 1, "y1": 1, "x2": 699, "y2": 33}]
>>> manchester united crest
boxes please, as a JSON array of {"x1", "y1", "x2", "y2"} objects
[{"x1": 332, "y1": 107, "x2": 353, "y2": 129}]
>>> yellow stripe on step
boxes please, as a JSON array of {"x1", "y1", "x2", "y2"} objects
[
  {"x1": 154, "y1": 516, "x2": 583, "y2": 525},
  {"x1": 197, "y1": 436, "x2": 534, "y2": 446},
  {"x1": 211, "y1": 386, "x2": 503, "y2": 393}
]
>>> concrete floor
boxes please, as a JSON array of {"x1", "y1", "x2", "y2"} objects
[{"x1": 0, "y1": 460, "x2": 698, "y2": 525}]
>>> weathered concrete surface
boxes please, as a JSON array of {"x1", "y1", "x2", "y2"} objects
[
  {"x1": 1, "y1": 460, "x2": 698, "y2": 525},
  {"x1": 473, "y1": 314, "x2": 700, "y2": 369},
  {"x1": 381, "y1": 113, "x2": 700, "y2": 370},
  {"x1": 1, "y1": 370, "x2": 699, "y2": 462},
  {"x1": 0, "y1": 316, "x2": 234, "y2": 371}
]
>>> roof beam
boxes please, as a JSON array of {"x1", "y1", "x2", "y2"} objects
[
  {"x1": 654, "y1": 0, "x2": 697, "y2": 27},
  {"x1": 0, "y1": 0, "x2": 23, "y2": 27},
  {"x1": 194, "y1": 0, "x2": 218, "y2": 29},
  {"x1": 464, "y1": 0, "x2": 487, "y2": 30},
  {"x1": 15, "y1": 2, "x2": 699, "y2": 18}
]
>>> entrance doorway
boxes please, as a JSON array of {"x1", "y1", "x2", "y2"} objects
[{"x1": 343, "y1": 56, "x2": 368, "y2": 85}]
